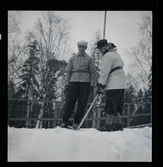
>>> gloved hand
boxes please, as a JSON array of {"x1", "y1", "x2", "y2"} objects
[
  {"x1": 96, "y1": 83, "x2": 105, "y2": 95},
  {"x1": 89, "y1": 86, "x2": 94, "y2": 93},
  {"x1": 64, "y1": 85, "x2": 69, "y2": 95}
]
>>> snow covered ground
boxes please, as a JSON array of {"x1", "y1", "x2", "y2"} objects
[{"x1": 8, "y1": 126, "x2": 152, "y2": 162}]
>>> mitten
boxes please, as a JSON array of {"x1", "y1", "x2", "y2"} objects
[{"x1": 96, "y1": 83, "x2": 105, "y2": 94}]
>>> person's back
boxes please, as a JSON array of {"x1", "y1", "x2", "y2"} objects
[{"x1": 99, "y1": 48, "x2": 127, "y2": 90}]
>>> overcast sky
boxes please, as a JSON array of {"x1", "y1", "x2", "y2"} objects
[{"x1": 18, "y1": 10, "x2": 152, "y2": 73}]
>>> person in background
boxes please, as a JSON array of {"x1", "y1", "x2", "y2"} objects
[
  {"x1": 60, "y1": 40, "x2": 95, "y2": 130},
  {"x1": 96, "y1": 39, "x2": 127, "y2": 131}
]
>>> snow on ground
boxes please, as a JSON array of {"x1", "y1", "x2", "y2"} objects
[{"x1": 8, "y1": 126, "x2": 152, "y2": 162}]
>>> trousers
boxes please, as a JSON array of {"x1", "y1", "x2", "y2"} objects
[
  {"x1": 63, "y1": 82, "x2": 90, "y2": 124},
  {"x1": 104, "y1": 89, "x2": 125, "y2": 116}
]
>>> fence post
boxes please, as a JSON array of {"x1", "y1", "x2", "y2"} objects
[
  {"x1": 53, "y1": 102, "x2": 59, "y2": 128},
  {"x1": 127, "y1": 104, "x2": 130, "y2": 127}
]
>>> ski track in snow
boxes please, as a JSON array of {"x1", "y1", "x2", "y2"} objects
[{"x1": 8, "y1": 126, "x2": 152, "y2": 162}]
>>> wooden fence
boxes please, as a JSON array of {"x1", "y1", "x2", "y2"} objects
[{"x1": 8, "y1": 98, "x2": 152, "y2": 129}]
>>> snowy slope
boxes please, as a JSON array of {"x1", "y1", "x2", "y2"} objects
[{"x1": 8, "y1": 126, "x2": 152, "y2": 162}]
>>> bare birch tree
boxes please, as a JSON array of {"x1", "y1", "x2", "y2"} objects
[
  {"x1": 35, "y1": 11, "x2": 70, "y2": 68},
  {"x1": 8, "y1": 11, "x2": 27, "y2": 97},
  {"x1": 126, "y1": 12, "x2": 152, "y2": 90},
  {"x1": 29, "y1": 11, "x2": 70, "y2": 128},
  {"x1": 8, "y1": 11, "x2": 21, "y2": 38}
]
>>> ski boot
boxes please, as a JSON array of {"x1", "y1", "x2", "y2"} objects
[
  {"x1": 113, "y1": 113, "x2": 123, "y2": 131},
  {"x1": 60, "y1": 122, "x2": 68, "y2": 128},
  {"x1": 98, "y1": 114, "x2": 114, "y2": 132},
  {"x1": 105, "y1": 114, "x2": 115, "y2": 131},
  {"x1": 72, "y1": 122, "x2": 79, "y2": 130}
]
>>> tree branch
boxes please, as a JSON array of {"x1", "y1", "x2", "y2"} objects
[{"x1": 8, "y1": 41, "x2": 27, "y2": 65}]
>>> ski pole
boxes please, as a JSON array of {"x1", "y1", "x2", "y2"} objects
[{"x1": 77, "y1": 94, "x2": 100, "y2": 130}]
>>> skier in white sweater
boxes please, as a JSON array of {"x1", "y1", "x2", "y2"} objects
[{"x1": 96, "y1": 39, "x2": 127, "y2": 131}]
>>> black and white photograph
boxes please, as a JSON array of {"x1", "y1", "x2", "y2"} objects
[{"x1": 7, "y1": 10, "x2": 155, "y2": 162}]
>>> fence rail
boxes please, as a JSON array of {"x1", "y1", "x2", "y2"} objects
[{"x1": 8, "y1": 98, "x2": 152, "y2": 129}]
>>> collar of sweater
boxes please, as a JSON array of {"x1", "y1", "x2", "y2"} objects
[{"x1": 77, "y1": 52, "x2": 86, "y2": 57}]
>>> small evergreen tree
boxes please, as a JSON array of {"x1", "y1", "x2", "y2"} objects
[
  {"x1": 124, "y1": 84, "x2": 136, "y2": 115},
  {"x1": 16, "y1": 40, "x2": 40, "y2": 127},
  {"x1": 124, "y1": 84, "x2": 136, "y2": 103},
  {"x1": 143, "y1": 89, "x2": 151, "y2": 114},
  {"x1": 147, "y1": 66, "x2": 152, "y2": 102},
  {"x1": 17, "y1": 40, "x2": 40, "y2": 98},
  {"x1": 131, "y1": 88, "x2": 149, "y2": 126},
  {"x1": 8, "y1": 79, "x2": 15, "y2": 99},
  {"x1": 123, "y1": 84, "x2": 137, "y2": 127},
  {"x1": 136, "y1": 88, "x2": 144, "y2": 104}
]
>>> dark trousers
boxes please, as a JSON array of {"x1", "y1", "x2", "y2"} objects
[
  {"x1": 63, "y1": 82, "x2": 90, "y2": 124},
  {"x1": 104, "y1": 89, "x2": 125, "y2": 116}
]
